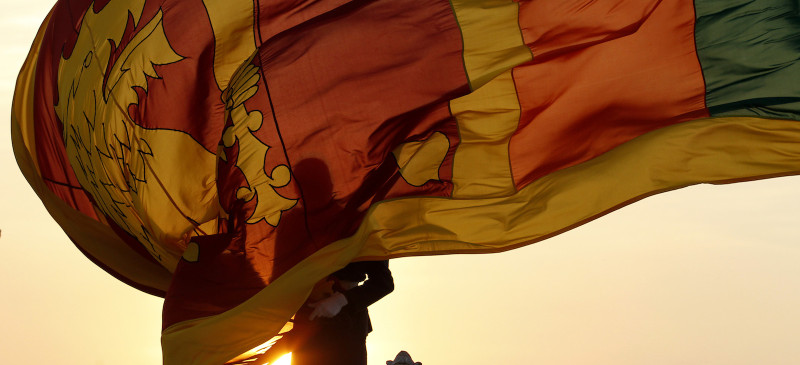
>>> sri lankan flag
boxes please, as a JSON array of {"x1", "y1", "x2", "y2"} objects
[{"x1": 11, "y1": 0, "x2": 800, "y2": 363}]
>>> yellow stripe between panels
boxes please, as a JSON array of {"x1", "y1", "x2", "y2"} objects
[
  {"x1": 450, "y1": 70, "x2": 519, "y2": 198},
  {"x1": 449, "y1": 0, "x2": 529, "y2": 198},
  {"x1": 450, "y1": 0, "x2": 532, "y2": 90}
]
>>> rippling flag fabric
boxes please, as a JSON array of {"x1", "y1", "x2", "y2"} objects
[{"x1": 11, "y1": 0, "x2": 800, "y2": 363}]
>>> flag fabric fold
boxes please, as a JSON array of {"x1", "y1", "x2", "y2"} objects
[{"x1": 12, "y1": 0, "x2": 800, "y2": 364}]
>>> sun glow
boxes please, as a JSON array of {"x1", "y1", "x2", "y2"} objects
[{"x1": 268, "y1": 352, "x2": 292, "y2": 365}]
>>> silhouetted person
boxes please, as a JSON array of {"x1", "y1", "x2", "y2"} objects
[{"x1": 291, "y1": 260, "x2": 394, "y2": 365}]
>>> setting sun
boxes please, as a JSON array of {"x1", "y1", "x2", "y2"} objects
[{"x1": 268, "y1": 352, "x2": 292, "y2": 365}]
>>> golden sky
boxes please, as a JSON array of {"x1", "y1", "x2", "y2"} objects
[{"x1": 2, "y1": 2, "x2": 799, "y2": 364}]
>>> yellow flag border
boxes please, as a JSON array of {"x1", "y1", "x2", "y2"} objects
[
  {"x1": 11, "y1": 10, "x2": 174, "y2": 295},
  {"x1": 162, "y1": 116, "x2": 800, "y2": 365}
]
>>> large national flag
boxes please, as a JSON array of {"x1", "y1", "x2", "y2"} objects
[{"x1": 11, "y1": 0, "x2": 800, "y2": 363}]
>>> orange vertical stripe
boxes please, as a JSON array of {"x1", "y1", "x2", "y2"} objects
[{"x1": 510, "y1": 0, "x2": 708, "y2": 187}]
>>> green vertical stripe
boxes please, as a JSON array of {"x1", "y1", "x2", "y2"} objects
[{"x1": 694, "y1": 0, "x2": 800, "y2": 119}]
